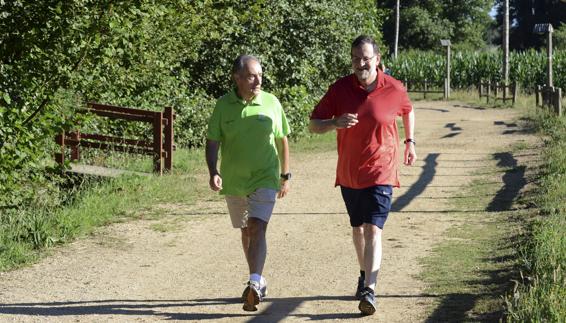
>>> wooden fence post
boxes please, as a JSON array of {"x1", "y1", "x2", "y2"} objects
[
  {"x1": 153, "y1": 111, "x2": 163, "y2": 175},
  {"x1": 512, "y1": 82, "x2": 517, "y2": 105},
  {"x1": 71, "y1": 131, "x2": 80, "y2": 161},
  {"x1": 424, "y1": 79, "x2": 428, "y2": 99},
  {"x1": 55, "y1": 131, "x2": 65, "y2": 164},
  {"x1": 487, "y1": 82, "x2": 491, "y2": 103},
  {"x1": 535, "y1": 85, "x2": 540, "y2": 107},
  {"x1": 555, "y1": 88, "x2": 562, "y2": 116},
  {"x1": 164, "y1": 107, "x2": 174, "y2": 172}
]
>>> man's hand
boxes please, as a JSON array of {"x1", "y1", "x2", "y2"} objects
[
  {"x1": 209, "y1": 174, "x2": 222, "y2": 191},
  {"x1": 333, "y1": 113, "x2": 359, "y2": 128},
  {"x1": 278, "y1": 179, "x2": 290, "y2": 198},
  {"x1": 404, "y1": 143, "x2": 417, "y2": 166}
]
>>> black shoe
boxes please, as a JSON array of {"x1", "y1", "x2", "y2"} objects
[
  {"x1": 355, "y1": 275, "x2": 364, "y2": 300},
  {"x1": 358, "y1": 287, "x2": 376, "y2": 315},
  {"x1": 242, "y1": 281, "x2": 261, "y2": 312}
]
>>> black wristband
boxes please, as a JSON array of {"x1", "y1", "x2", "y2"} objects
[{"x1": 404, "y1": 138, "x2": 416, "y2": 145}]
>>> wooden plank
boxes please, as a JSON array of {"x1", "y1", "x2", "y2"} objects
[
  {"x1": 87, "y1": 102, "x2": 157, "y2": 117},
  {"x1": 164, "y1": 107, "x2": 174, "y2": 171},
  {"x1": 78, "y1": 109, "x2": 154, "y2": 123},
  {"x1": 153, "y1": 111, "x2": 163, "y2": 175}
]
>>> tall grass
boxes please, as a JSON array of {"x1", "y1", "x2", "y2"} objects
[{"x1": 505, "y1": 111, "x2": 566, "y2": 322}]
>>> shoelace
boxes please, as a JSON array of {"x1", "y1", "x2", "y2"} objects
[{"x1": 359, "y1": 289, "x2": 373, "y2": 297}]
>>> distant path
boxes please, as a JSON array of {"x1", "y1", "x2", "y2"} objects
[{"x1": 0, "y1": 101, "x2": 537, "y2": 322}]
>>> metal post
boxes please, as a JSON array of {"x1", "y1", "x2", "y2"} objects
[
  {"x1": 487, "y1": 83, "x2": 491, "y2": 104},
  {"x1": 424, "y1": 79, "x2": 428, "y2": 99}
]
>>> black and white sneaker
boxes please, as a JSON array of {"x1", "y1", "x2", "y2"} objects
[
  {"x1": 355, "y1": 275, "x2": 364, "y2": 300},
  {"x1": 358, "y1": 287, "x2": 376, "y2": 315},
  {"x1": 242, "y1": 281, "x2": 262, "y2": 312}
]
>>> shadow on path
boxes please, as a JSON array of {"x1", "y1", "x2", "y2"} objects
[
  {"x1": 486, "y1": 152, "x2": 526, "y2": 212},
  {"x1": 391, "y1": 153, "x2": 439, "y2": 212},
  {"x1": 0, "y1": 293, "x2": 452, "y2": 322}
]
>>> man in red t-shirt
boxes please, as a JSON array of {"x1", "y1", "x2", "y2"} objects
[{"x1": 309, "y1": 35, "x2": 416, "y2": 315}]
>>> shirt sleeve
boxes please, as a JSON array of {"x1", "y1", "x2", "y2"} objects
[
  {"x1": 310, "y1": 85, "x2": 338, "y2": 120},
  {"x1": 397, "y1": 86, "x2": 413, "y2": 116},
  {"x1": 206, "y1": 102, "x2": 223, "y2": 141}
]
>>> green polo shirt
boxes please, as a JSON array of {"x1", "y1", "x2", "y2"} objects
[{"x1": 207, "y1": 89, "x2": 291, "y2": 196}]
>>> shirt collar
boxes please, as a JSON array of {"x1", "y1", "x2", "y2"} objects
[
  {"x1": 228, "y1": 88, "x2": 263, "y2": 105},
  {"x1": 351, "y1": 68, "x2": 385, "y2": 93}
]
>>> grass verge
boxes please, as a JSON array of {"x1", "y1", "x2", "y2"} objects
[
  {"x1": 0, "y1": 148, "x2": 204, "y2": 271},
  {"x1": 504, "y1": 110, "x2": 566, "y2": 322},
  {"x1": 417, "y1": 91, "x2": 565, "y2": 322}
]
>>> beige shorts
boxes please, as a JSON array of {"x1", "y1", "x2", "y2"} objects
[{"x1": 225, "y1": 188, "x2": 277, "y2": 228}]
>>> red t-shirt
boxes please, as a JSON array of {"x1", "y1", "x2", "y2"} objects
[{"x1": 311, "y1": 70, "x2": 412, "y2": 188}]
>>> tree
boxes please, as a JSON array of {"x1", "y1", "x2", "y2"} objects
[
  {"x1": 378, "y1": 0, "x2": 492, "y2": 52},
  {"x1": 494, "y1": 0, "x2": 566, "y2": 49}
]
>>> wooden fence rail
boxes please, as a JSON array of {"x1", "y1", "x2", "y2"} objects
[
  {"x1": 403, "y1": 79, "x2": 450, "y2": 99},
  {"x1": 55, "y1": 103, "x2": 175, "y2": 175},
  {"x1": 478, "y1": 80, "x2": 517, "y2": 105},
  {"x1": 535, "y1": 85, "x2": 562, "y2": 116}
]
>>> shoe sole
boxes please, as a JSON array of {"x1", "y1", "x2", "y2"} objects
[
  {"x1": 359, "y1": 299, "x2": 376, "y2": 315},
  {"x1": 242, "y1": 286, "x2": 260, "y2": 312}
]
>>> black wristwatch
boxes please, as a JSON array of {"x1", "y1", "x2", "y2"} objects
[
  {"x1": 404, "y1": 138, "x2": 416, "y2": 145},
  {"x1": 280, "y1": 172, "x2": 292, "y2": 180}
]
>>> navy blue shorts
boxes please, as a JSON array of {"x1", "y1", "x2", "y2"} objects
[{"x1": 340, "y1": 185, "x2": 393, "y2": 229}]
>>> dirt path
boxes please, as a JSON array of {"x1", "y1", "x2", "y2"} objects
[{"x1": 0, "y1": 101, "x2": 537, "y2": 322}]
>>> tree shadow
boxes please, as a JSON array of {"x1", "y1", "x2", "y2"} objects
[{"x1": 486, "y1": 153, "x2": 526, "y2": 212}]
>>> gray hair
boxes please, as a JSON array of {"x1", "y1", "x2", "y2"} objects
[
  {"x1": 351, "y1": 35, "x2": 380, "y2": 55},
  {"x1": 231, "y1": 55, "x2": 260, "y2": 75}
]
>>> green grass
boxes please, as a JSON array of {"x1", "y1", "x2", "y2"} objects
[
  {"x1": 0, "y1": 148, "x2": 204, "y2": 271},
  {"x1": 504, "y1": 110, "x2": 566, "y2": 322},
  {"x1": 416, "y1": 92, "x2": 566, "y2": 322},
  {"x1": 419, "y1": 151, "x2": 527, "y2": 322}
]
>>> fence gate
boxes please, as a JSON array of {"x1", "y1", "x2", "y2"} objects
[{"x1": 55, "y1": 103, "x2": 175, "y2": 175}]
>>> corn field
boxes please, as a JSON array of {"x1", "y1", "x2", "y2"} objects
[{"x1": 385, "y1": 49, "x2": 565, "y2": 92}]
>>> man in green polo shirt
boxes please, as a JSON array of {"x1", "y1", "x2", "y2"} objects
[{"x1": 205, "y1": 55, "x2": 291, "y2": 312}]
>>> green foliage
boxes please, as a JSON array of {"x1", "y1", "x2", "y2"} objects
[
  {"x1": 378, "y1": 0, "x2": 493, "y2": 51},
  {"x1": 385, "y1": 49, "x2": 566, "y2": 91},
  {"x1": 1, "y1": 0, "x2": 382, "y2": 268},
  {"x1": 0, "y1": 0, "x2": 383, "y2": 209},
  {"x1": 505, "y1": 112, "x2": 566, "y2": 322}
]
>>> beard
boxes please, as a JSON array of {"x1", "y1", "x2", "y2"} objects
[{"x1": 355, "y1": 68, "x2": 371, "y2": 81}]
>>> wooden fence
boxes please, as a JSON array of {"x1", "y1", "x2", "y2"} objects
[
  {"x1": 403, "y1": 79, "x2": 450, "y2": 99},
  {"x1": 478, "y1": 80, "x2": 518, "y2": 105},
  {"x1": 55, "y1": 103, "x2": 175, "y2": 175},
  {"x1": 535, "y1": 85, "x2": 563, "y2": 116}
]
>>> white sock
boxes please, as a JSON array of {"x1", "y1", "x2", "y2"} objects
[{"x1": 250, "y1": 273, "x2": 262, "y2": 284}]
